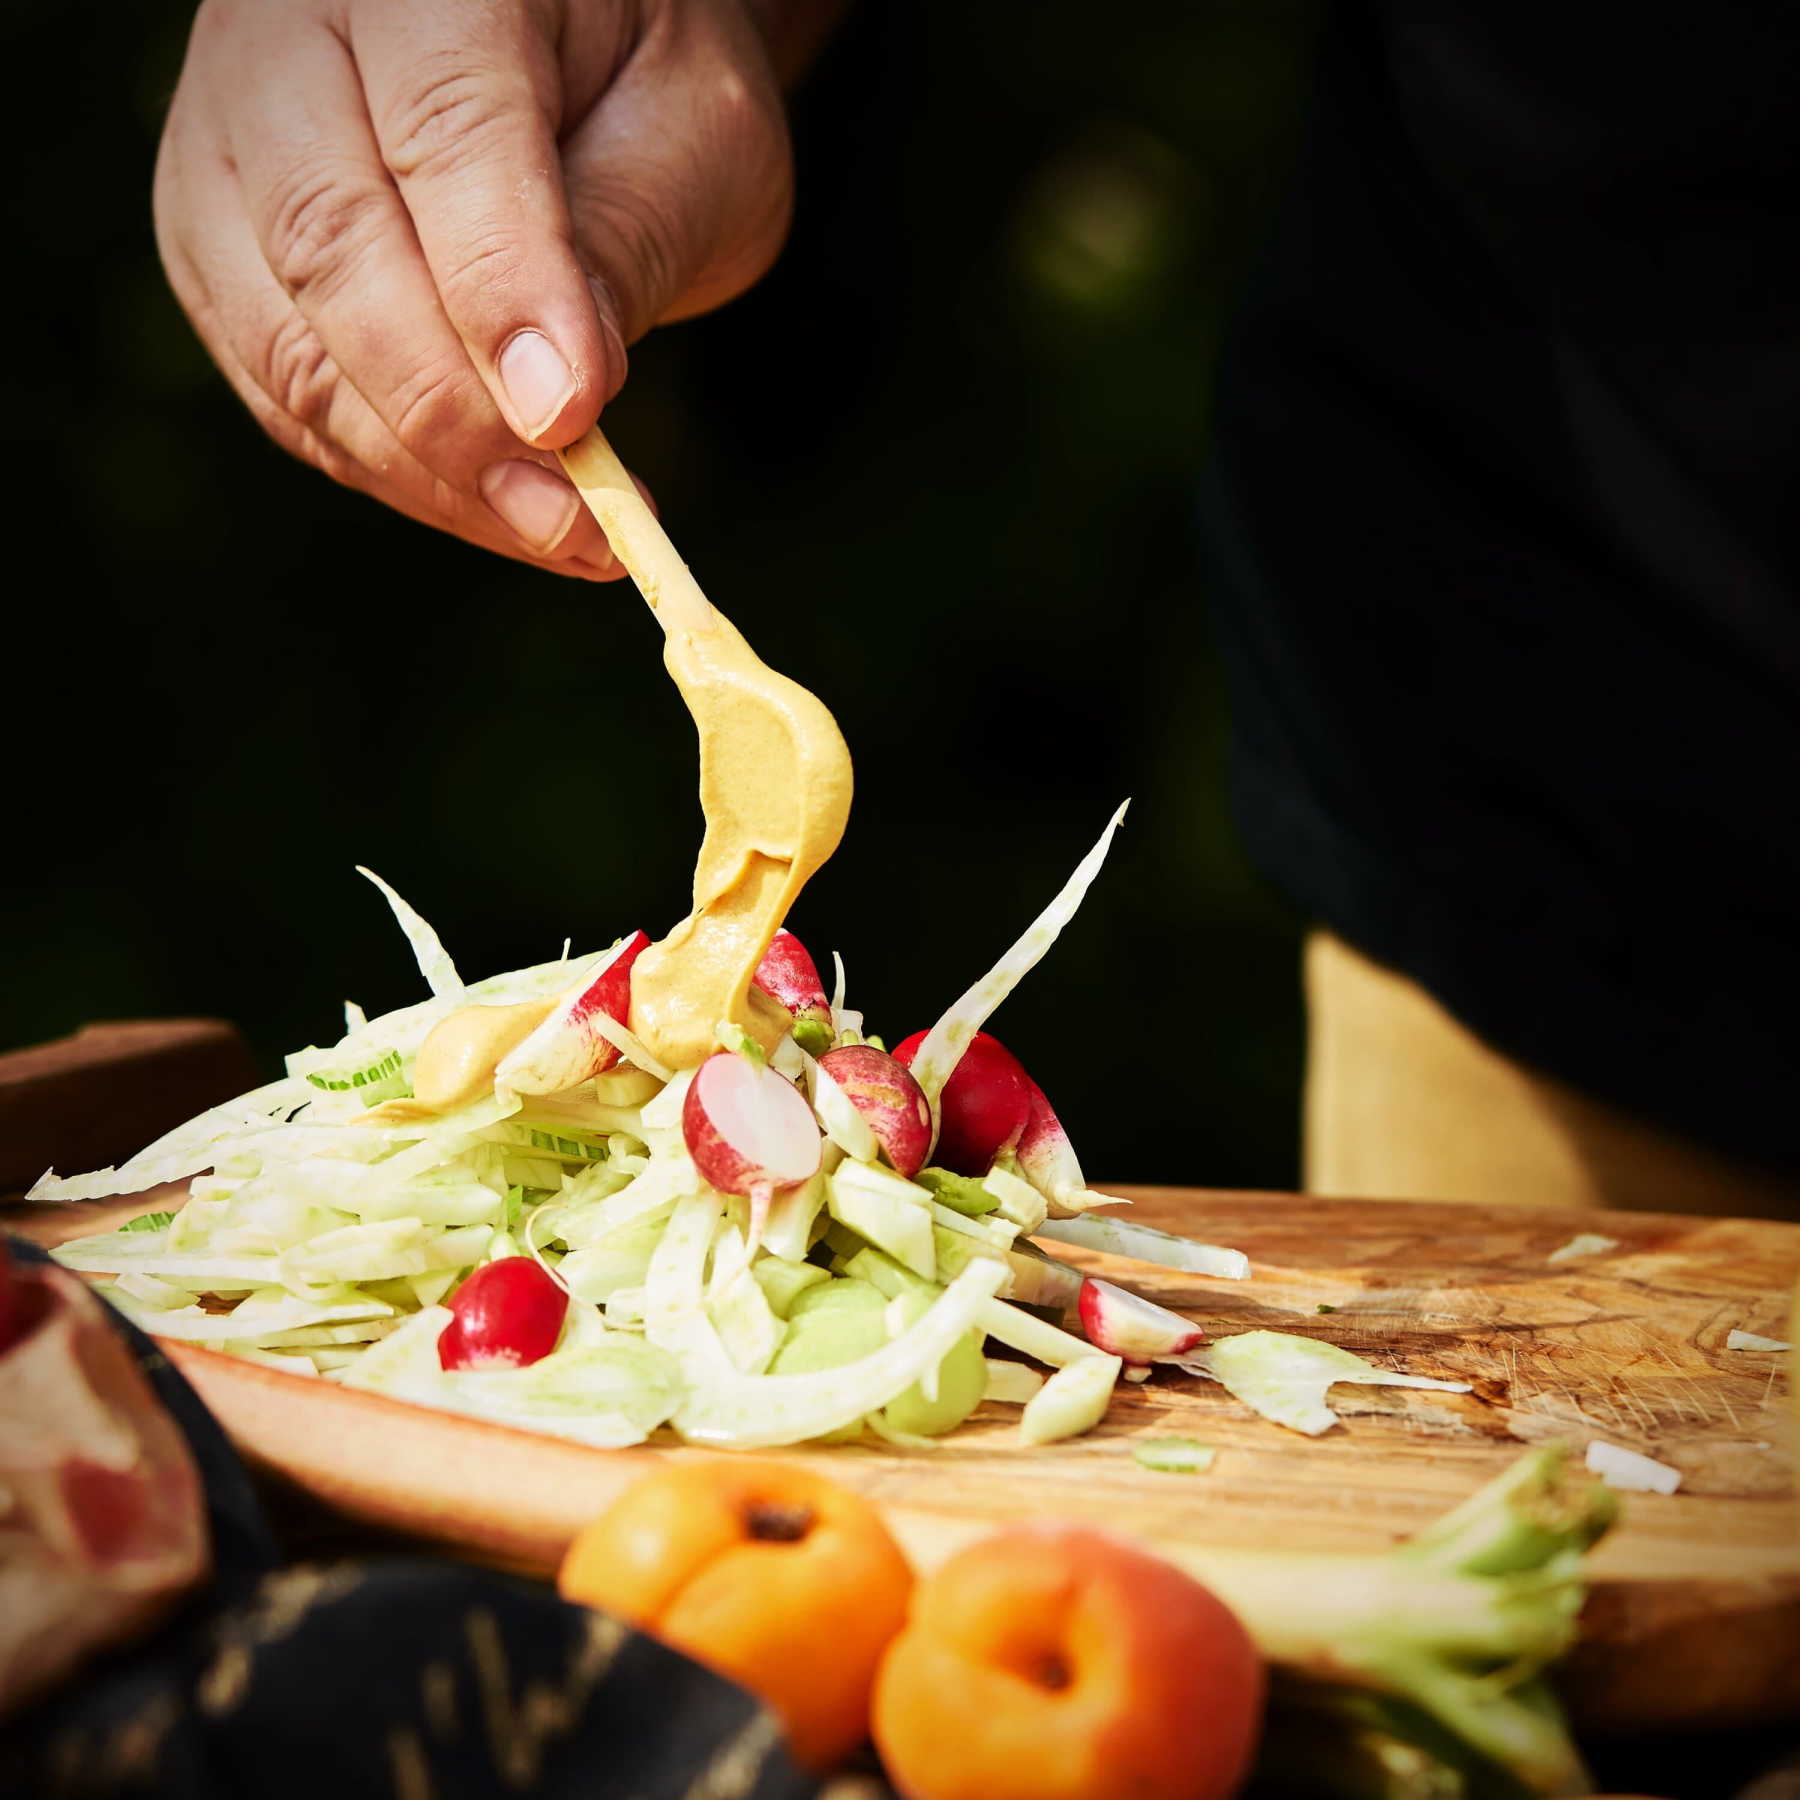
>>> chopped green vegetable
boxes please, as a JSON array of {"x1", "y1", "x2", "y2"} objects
[
  {"x1": 300, "y1": 1047, "x2": 406, "y2": 1097},
  {"x1": 1132, "y1": 1437, "x2": 1217, "y2": 1474},
  {"x1": 1201, "y1": 1447, "x2": 1615, "y2": 1796},
  {"x1": 916, "y1": 1166, "x2": 1000, "y2": 1216},
  {"x1": 119, "y1": 1210, "x2": 175, "y2": 1234}
]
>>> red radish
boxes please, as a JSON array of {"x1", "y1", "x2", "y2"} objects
[
  {"x1": 1078, "y1": 1277, "x2": 1206, "y2": 1365},
  {"x1": 893, "y1": 1030, "x2": 1032, "y2": 1176},
  {"x1": 683, "y1": 1051, "x2": 824, "y2": 1247},
  {"x1": 497, "y1": 930, "x2": 650, "y2": 1093},
  {"x1": 816, "y1": 1045, "x2": 933, "y2": 1178},
  {"x1": 1015, "y1": 1076, "x2": 1089, "y2": 1204},
  {"x1": 438, "y1": 1257, "x2": 569, "y2": 1370},
  {"x1": 753, "y1": 929, "x2": 834, "y2": 1050}
]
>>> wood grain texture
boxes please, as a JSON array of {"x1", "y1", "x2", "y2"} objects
[{"x1": 15, "y1": 1184, "x2": 1800, "y2": 1730}]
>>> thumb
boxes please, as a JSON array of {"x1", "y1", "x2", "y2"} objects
[
  {"x1": 352, "y1": 0, "x2": 618, "y2": 447},
  {"x1": 560, "y1": 7, "x2": 794, "y2": 348}
]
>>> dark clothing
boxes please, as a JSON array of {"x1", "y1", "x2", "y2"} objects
[{"x1": 1204, "y1": 8, "x2": 1800, "y2": 1171}]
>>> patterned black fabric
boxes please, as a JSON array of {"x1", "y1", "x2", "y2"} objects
[{"x1": 3, "y1": 1240, "x2": 817, "y2": 1800}]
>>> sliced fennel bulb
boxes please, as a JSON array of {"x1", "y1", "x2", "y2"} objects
[{"x1": 672, "y1": 1259, "x2": 1006, "y2": 1447}]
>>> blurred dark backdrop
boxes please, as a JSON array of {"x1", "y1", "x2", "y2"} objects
[{"x1": 8, "y1": 1, "x2": 1320, "y2": 1189}]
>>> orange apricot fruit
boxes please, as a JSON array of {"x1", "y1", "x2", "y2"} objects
[
  {"x1": 558, "y1": 1459, "x2": 914, "y2": 1773},
  {"x1": 871, "y1": 1521, "x2": 1264, "y2": 1800}
]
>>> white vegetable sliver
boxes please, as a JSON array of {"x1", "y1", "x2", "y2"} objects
[
  {"x1": 980, "y1": 1164, "x2": 1047, "y2": 1233},
  {"x1": 982, "y1": 1358, "x2": 1045, "y2": 1405},
  {"x1": 579, "y1": 1005, "x2": 674, "y2": 1084},
  {"x1": 978, "y1": 1296, "x2": 1105, "y2": 1369},
  {"x1": 1019, "y1": 1354, "x2": 1121, "y2": 1445},
  {"x1": 495, "y1": 936, "x2": 638, "y2": 1094},
  {"x1": 355, "y1": 866, "x2": 463, "y2": 997},
  {"x1": 55, "y1": 1243, "x2": 283, "y2": 1289},
  {"x1": 761, "y1": 1173, "x2": 825, "y2": 1264},
  {"x1": 643, "y1": 1192, "x2": 730, "y2": 1369},
  {"x1": 906, "y1": 802, "x2": 1128, "y2": 1121},
  {"x1": 1585, "y1": 1440, "x2": 1682, "y2": 1494},
  {"x1": 1547, "y1": 1233, "x2": 1619, "y2": 1264},
  {"x1": 827, "y1": 1163, "x2": 936, "y2": 1281},
  {"x1": 28, "y1": 1075, "x2": 318, "y2": 1201},
  {"x1": 1034, "y1": 1213, "x2": 1250, "y2": 1281},
  {"x1": 672, "y1": 1259, "x2": 1005, "y2": 1448},
  {"x1": 100, "y1": 1287, "x2": 395, "y2": 1345},
  {"x1": 1725, "y1": 1329, "x2": 1792, "y2": 1352},
  {"x1": 803, "y1": 1050, "x2": 881, "y2": 1162}
]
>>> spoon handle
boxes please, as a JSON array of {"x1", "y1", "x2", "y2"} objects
[{"x1": 558, "y1": 426, "x2": 716, "y2": 635}]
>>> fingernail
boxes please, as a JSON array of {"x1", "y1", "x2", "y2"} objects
[
  {"x1": 481, "y1": 460, "x2": 580, "y2": 553},
  {"x1": 498, "y1": 330, "x2": 576, "y2": 439}
]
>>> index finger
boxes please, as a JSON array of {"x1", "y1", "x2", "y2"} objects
[{"x1": 351, "y1": 0, "x2": 621, "y2": 450}]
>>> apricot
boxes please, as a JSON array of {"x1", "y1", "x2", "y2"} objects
[
  {"x1": 872, "y1": 1522, "x2": 1264, "y2": 1800},
  {"x1": 557, "y1": 1460, "x2": 913, "y2": 1772}
]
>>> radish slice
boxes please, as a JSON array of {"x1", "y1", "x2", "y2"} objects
[
  {"x1": 682, "y1": 1052, "x2": 823, "y2": 1249},
  {"x1": 1078, "y1": 1277, "x2": 1206, "y2": 1364},
  {"x1": 497, "y1": 932, "x2": 650, "y2": 1093},
  {"x1": 816, "y1": 1045, "x2": 933, "y2": 1178}
]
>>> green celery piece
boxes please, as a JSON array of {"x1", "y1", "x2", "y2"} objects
[
  {"x1": 751, "y1": 1257, "x2": 832, "y2": 1318},
  {"x1": 917, "y1": 1166, "x2": 1000, "y2": 1217}
]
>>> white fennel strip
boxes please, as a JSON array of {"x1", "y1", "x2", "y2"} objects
[{"x1": 907, "y1": 801, "x2": 1128, "y2": 1116}]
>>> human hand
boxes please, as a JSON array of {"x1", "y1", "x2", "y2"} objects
[{"x1": 154, "y1": 0, "x2": 793, "y2": 578}]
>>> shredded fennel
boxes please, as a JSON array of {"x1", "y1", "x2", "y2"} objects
[
  {"x1": 37, "y1": 846, "x2": 1457, "y2": 1457},
  {"x1": 1180, "y1": 1331, "x2": 1472, "y2": 1437}
]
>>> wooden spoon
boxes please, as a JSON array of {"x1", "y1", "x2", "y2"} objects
[
  {"x1": 557, "y1": 426, "x2": 716, "y2": 636},
  {"x1": 556, "y1": 425, "x2": 852, "y2": 1068}
]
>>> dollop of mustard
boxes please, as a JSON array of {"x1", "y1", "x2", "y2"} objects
[{"x1": 627, "y1": 607, "x2": 852, "y2": 1070}]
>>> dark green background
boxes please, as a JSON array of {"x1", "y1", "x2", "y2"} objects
[{"x1": 10, "y1": 2, "x2": 1318, "y2": 1189}]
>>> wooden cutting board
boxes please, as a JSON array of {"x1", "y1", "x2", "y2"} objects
[{"x1": 15, "y1": 1184, "x2": 1800, "y2": 1734}]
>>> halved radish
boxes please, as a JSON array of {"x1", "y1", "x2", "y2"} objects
[
  {"x1": 1077, "y1": 1277, "x2": 1205, "y2": 1365},
  {"x1": 683, "y1": 1051, "x2": 824, "y2": 1247},
  {"x1": 753, "y1": 929, "x2": 834, "y2": 1051},
  {"x1": 816, "y1": 1044, "x2": 933, "y2": 1178},
  {"x1": 497, "y1": 931, "x2": 650, "y2": 1094},
  {"x1": 892, "y1": 1030, "x2": 1032, "y2": 1175},
  {"x1": 438, "y1": 1258, "x2": 569, "y2": 1370}
]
